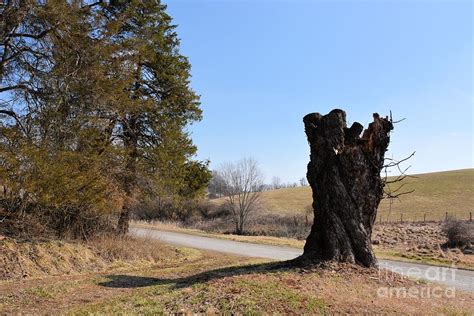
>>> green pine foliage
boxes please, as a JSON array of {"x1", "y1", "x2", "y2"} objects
[{"x1": 0, "y1": 0, "x2": 210, "y2": 238}]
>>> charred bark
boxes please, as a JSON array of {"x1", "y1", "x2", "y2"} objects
[{"x1": 302, "y1": 109, "x2": 393, "y2": 267}]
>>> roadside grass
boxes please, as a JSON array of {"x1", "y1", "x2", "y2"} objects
[
  {"x1": 0, "y1": 233, "x2": 203, "y2": 281},
  {"x1": 2, "y1": 243, "x2": 473, "y2": 314},
  {"x1": 24, "y1": 278, "x2": 94, "y2": 299},
  {"x1": 1, "y1": 248, "x2": 256, "y2": 314},
  {"x1": 70, "y1": 260, "x2": 473, "y2": 315},
  {"x1": 211, "y1": 169, "x2": 474, "y2": 222}
]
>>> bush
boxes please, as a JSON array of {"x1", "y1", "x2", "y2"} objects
[
  {"x1": 442, "y1": 218, "x2": 473, "y2": 248},
  {"x1": 0, "y1": 149, "x2": 123, "y2": 240},
  {"x1": 132, "y1": 198, "x2": 197, "y2": 223},
  {"x1": 0, "y1": 204, "x2": 118, "y2": 240},
  {"x1": 245, "y1": 213, "x2": 312, "y2": 239},
  {"x1": 196, "y1": 201, "x2": 231, "y2": 220},
  {"x1": 187, "y1": 211, "x2": 312, "y2": 240}
]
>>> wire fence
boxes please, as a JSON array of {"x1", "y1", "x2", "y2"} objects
[{"x1": 376, "y1": 211, "x2": 473, "y2": 224}]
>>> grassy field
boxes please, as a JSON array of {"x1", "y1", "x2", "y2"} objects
[
  {"x1": 213, "y1": 169, "x2": 474, "y2": 222},
  {"x1": 2, "y1": 246, "x2": 472, "y2": 314}
]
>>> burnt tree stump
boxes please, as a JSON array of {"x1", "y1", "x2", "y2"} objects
[{"x1": 302, "y1": 109, "x2": 393, "y2": 267}]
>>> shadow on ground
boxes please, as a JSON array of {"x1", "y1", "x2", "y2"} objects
[{"x1": 98, "y1": 260, "x2": 301, "y2": 289}]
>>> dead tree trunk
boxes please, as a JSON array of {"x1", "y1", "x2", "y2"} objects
[{"x1": 302, "y1": 109, "x2": 393, "y2": 267}]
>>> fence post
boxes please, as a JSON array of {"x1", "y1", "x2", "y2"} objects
[
  {"x1": 400, "y1": 213, "x2": 403, "y2": 224},
  {"x1": 445, "y1": 212, "x2": 448, "y2": 221},
  {"x1": 423, "y1": 213, "x2": 426, "y2": 223},
  {"x1": 470, "y1": 212, "x2": 472, "y2": 223}
]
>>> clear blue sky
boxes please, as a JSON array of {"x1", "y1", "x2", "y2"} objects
[{"x1": 165, "y1": 0, "x2": 473, "y2": 183}]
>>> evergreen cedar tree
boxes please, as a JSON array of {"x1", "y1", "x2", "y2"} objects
[{"x1": 0, "y1": 0, "x2": 210, "y2": 238}]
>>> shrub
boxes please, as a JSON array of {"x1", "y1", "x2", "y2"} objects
[
  {"x1": 196, "y1": 201, "x2": 231, "y2": 220},
  {"x1": 187, "y1": 211, "x2": 312, "y2": 240},
  {"x1": 246, "y1": 213, "x2": 312, "y2": 239},
  {"x1": 132, "y1": 198, "x2": 200, "y2": 223},
  {"x1": 442, "y1": 218, "x2": 473, "y2": 248}
]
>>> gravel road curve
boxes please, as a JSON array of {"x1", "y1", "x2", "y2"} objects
[{"x1": 130, "y1": 226, "x2": 474, "y2": 293}]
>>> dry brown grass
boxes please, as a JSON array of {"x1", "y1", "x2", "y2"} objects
[
  {"x1": 0, "y1": 234, "x2": 196, "y2": 281},
  {"x1": 86, "y1": 234, "x2": 164, "y2": 263},
  {"x1": 0, "y1": 237, "x2": 106, "y2": 280}
]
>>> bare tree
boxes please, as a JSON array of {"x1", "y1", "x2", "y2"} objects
[
  {"x1": 299, "y1": 177, "x2": 308, "y2": 186},
  {"x1": 208, "y1": 170, "x2": 227, "y2": 198},
  {"x1": 218, "y1": 158, "x2": 264, "y2": 235},
  {"x1": 271, "y1": 176, "x2": 282, "y2": 190}
]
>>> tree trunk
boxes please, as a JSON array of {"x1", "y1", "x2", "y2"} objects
[
  {"x1": 117, "y1": 116, "x2": 138, "y2": 235},
  {"x1": 117, "y1": 208, "x2": 130, "y2": 235},
  {"x1": 302, "y1": 109, "x2": 393, "y2": 267},
  {"x1": 235, "y1": 217, "x2": 244, "y2": 235}
]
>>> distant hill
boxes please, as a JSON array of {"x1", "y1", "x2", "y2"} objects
[{"x1": 212, "y1": 169, "x2": 474, "y2": 222}]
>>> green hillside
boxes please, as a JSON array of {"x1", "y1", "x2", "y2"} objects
[{"x1": 214, "y1": 169, "x2": 474, "y2": 222}]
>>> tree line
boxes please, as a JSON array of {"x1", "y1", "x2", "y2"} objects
[
  {"x1": 0, "y1": 0, "x2": 210, "y2": 238},
  {"x1": 208, "y1": 169, "x2": 308, "y2": 199}
]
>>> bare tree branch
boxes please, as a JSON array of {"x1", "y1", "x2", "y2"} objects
[
  {"x1": 382, "y1": 150, "x2": 416, "y2": 221},
  {"x1": 0, "y1": 109, "x2": 27, "y2": 135}
]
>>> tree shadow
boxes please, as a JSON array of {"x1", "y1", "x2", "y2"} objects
[
  {"x1": 98, "y1": 275, "x2": 167, "y2": 288},
  {"x1": 98, "y1": 259, "x2": 303, "y2": 289}
]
